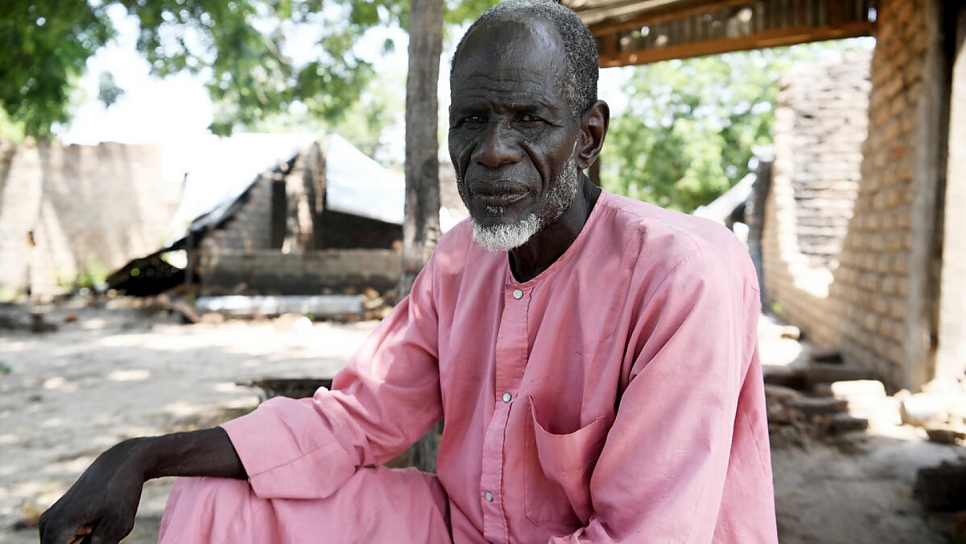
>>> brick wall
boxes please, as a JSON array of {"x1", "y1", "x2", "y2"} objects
[
  {"x1": 762, "y1": 50, "x2": 871, "y2": 352},
  {"x1": 199, "y1": 171, "x2": 276, "y2": 253},
  {"x1": 830, "y1": 0, "x2": 945, "y2": 388},
  {"x1": 764, "y1": 0, "x2": 956, "y2": 389},
  {"x1": 782, "y1": 50, "x2": 871, "y2": 269},
  {"x1": 0, "y1": 139, "x2": 178, "y2": 300}
]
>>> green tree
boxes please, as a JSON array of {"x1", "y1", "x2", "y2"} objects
[
  {"x1": 0, "y1": 2, "x2": 114, "y2": 139},
  {"x1": 601, "y1": 41, "x2": 871, "y2": 213},
  {"x1": 0, "y1": 0, "x2": 413, "y2": 139},
  {"x1": 0, "y1": 0, "x2": 495, "y2": 142}
]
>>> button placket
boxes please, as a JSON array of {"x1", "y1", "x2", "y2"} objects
[{"x1": 480, "y1": 281, "x2": 528, "y2": 543}]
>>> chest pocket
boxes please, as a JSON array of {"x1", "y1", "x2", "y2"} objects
[{"x1": 523, "y1": 397, "x2": 611, "y2": 526}]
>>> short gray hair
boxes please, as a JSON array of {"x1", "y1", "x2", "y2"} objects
[{"x1": 451, "y1": 0, "x2": 599, "y2": 118}]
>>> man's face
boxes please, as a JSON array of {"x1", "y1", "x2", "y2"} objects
[{"x1": 448, "y1": 18, "x2": 582, "y2": 252}]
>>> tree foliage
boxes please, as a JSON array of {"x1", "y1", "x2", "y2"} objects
[
  {"x1": 0, "y1": 0, "x2": 494, "y2": 141},
  {"x1": 0, "y1": 2, "x2": 114, "y2": 138},
  {"x1": 0, "y1": 0, "x2": 392, "y2": 139},
  {"x1": 601, "y1": 41, "x2": 871, "y2": 213}
]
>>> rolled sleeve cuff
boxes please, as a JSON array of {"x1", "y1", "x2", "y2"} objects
[{"x1": 221, "y1": 396, "x2": 357, "y2": 500}]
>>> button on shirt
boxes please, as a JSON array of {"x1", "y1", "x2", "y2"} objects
[{"x1": 223, "y1": 191, "x2": 779, "y2": 543}]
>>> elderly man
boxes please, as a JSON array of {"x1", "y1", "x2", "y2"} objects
[{"x1": 39, "y1": 1, "x2": 778, "y2": 542}]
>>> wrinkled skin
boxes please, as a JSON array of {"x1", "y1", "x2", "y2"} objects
[
  {"x1": 39, "y1": 440, "x2": 147, "y2": 544},
  {"x1": 449, "y1": 16, "x2": 609, "y2": 281},
  {"x1": 38, "y1": 428, "x2": 244, "y2": 544}
]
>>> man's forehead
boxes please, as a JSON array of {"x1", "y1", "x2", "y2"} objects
[{"x1": 453, "y1": 16, "x2": 563, "y2": 73}]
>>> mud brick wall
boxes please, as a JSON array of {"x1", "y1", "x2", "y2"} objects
[
  {"x1": 199, "y1": 171, "x2": 276, "y2": 253},
  {"x1": 197, "y1": 248, "x2": 401, "y2": 295},
  {"x1": 782, "y1": 50, "x2": 871, "y2": 269},
  {"x1": 765, "y1": 0, "x2": 955, "y2": 389},
  {"x1": 830, "y1": 0, "x2": 946, "y2": 389},
  {"x1": 762, "y1": 50, "x2": 872, "y2": 353},
  {"x1": 199, "y1": 143, "x2": 324, "y2": 254},
  {"x1": 0, "y1": 139, "x2": 178, "y2": 300}
]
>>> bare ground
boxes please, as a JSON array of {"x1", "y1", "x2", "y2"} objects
[{"x1": 1, "y1": 299, "x2": 962, "y2": 543}]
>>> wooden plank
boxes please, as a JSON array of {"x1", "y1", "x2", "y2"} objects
[
  {"x1": 598, "y1": 20, "x2": 875, "y2": 67},
  {"x1": 829, "y1": 0, "x2": 844, "y2": 27},
  {"x1": 587, "y1": 0, "x2": 761, "y2": 37},
  {"x1": 577, "y1": 0, "x2": 693, "y2": 27}
]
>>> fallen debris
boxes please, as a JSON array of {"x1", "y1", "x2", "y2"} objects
[{"x1": 765, "y1": 380, "x2": 870, "y2": 449}]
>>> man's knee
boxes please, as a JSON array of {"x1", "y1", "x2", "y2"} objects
[
  {"x1": 160, "y1": 469, "x2": 451, "y2": 544},
  {"x1": 160, "y1": 477, "x2": 257, "y2": 543}
]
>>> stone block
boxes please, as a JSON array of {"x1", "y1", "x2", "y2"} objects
[
  {"x1": 830, "y1": 379, "x2": 887, "y2": 400},
  {"x1": 788, "y1": 396, "x2": 849, "y2": 416},
  {"x1": 901, "y1": 393, "x2": 947, "y2": 427}
]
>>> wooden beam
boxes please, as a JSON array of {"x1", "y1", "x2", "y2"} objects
[
  {"x1": 828, "y1": 0, "x2": 844, "y2": 27},
  {"x1": 586, "y1": 0, "x2": 759, "y2": 36},
  {"x1": 597, "y1": 20, "x2": 875, "y2": 67},
  {"x1": 569, "y1": 0, "x2": 689, "y2": 25}
]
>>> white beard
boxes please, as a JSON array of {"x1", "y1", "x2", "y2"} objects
[
  {"x1": 472, "y1": 213, "x2": 542, "y2": 252},
  {"x1": 469, "y1": 152, "x2": 580, "y2": 252}
]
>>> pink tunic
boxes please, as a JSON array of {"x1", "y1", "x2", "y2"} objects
[{"x1": 220, "y1": 191, "x2": 778, "y2": 543}]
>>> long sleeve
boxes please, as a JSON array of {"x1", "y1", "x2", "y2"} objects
[
  {"x1": 221, "y1": 257, "x2": 444, "y2": 500},
  {"x1": 549, "y1": 245, "x2": 777, "y2": 543}
]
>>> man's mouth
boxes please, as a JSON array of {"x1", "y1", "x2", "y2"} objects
[
  {"x1": 469, "y1": 183, "x2": 527, "y2": 208},
  {"x1": 473, "y1": 192, "x2": 526, "y2": 208}
]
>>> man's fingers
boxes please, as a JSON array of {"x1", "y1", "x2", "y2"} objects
[
  {"x1": 39, "y1": 524, "x2": 90, "y2": 544},
  {"x1": 66, "y1": 526, "x2": 93, "y2": 544},
  {"x1": 88, "y1": 513, "x2": 134, "y2": 544}
]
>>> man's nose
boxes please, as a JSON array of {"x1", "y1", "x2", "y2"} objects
[{"x1": 471, "y1": 122, "x2": 522, "y2": 167}]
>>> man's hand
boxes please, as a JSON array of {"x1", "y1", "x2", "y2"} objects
[
  {"x1": 38, "y1": 438, "x2": 148, "y2": 544},
  {"x1": 38, "y1": 427, "x2": 246, "y2": 544}
]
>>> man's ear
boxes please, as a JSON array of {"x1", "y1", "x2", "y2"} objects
[{"x1": 576, "y1": 100, "x2": 609, "y2": 171}]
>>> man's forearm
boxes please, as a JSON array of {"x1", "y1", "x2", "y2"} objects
[{"x1": 136, "y1": 427, "x2": 247, "y2": 481}]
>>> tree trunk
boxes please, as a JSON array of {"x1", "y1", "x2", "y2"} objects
[
  {"x1": 401, "y1": 0, "x2": 444, "y2": 472},
  {"x1": 401, "y1": 0, "x2": 443, "y2": 299}
]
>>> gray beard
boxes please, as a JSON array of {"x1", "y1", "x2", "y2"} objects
[
  {"x1": 470, "y1": 153, "x2": 580, "y2": 253},
  {"x1": 472, "y1": 213, "x2": 542, "y2": 252}
]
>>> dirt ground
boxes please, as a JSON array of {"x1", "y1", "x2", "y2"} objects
[{"x1": 1, "y1": 298, "x2": 964, "y2": 544}]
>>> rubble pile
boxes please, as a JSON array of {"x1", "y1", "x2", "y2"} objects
[{"x1": 765, "y1": 378, "x2": 879, "y2": 450}]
